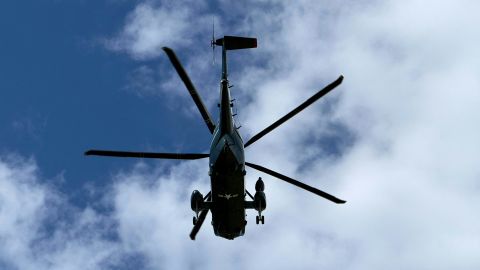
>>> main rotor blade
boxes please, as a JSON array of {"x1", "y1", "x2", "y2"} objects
[
  {"x1": 162, "y1": 47, "x2": 216, "y2": 134},
  {"x1": 190, "y1": 192, "x2": 212, "y2": 240},
  {"x1": 85, "y1": 150, "x2": 209, "y2": 160},
  {"x1": 244, "y1": 75, "x2": 344, "y2": 148},
  {"x1": 245, "y1": 162, "x2": 346, "y2": 204}
]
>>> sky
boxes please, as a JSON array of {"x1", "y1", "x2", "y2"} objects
[{"x1": 1, "y1": 0, "x2": 480, "y2": 269}]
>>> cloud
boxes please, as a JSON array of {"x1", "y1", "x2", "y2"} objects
[
  {"x1": 105, "y1": 1, "x2": 210, "y2": 60},
  {"x1": 110, "y1": 0, "x2": 221, "y2": 118},
  {"x1": 11, "y1": 114, "x2": 48, "y2": 142},
  {"x1": 124, "y1": 65, "x2": 162, "y2": 97},
  {"x1": 3, "y1": 0, "x2": 480, "y2": 269},
  {"x1": 0, "y1": 155, "x2": 126, "y2": 270},
  {"x1": 106, "y1": 0, "x2": 480, "y2": 269}
]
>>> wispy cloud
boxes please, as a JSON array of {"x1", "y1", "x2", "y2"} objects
[
  {"x1": 105, "y1": 1, "x2": 210, "y2": 60},
  {"x1": 11, "y1": 114, "x2": 48, "y2": 142}
]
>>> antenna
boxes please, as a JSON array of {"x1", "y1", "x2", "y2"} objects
[{"x1": 211, "y1": 16, "x2": 216, "y2": 65}]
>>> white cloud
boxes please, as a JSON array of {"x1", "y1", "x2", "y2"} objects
[
  {"x1": 110, "y1": 0, "x2": 221, "y2": 118},
  {"x1": 3, "y1": 0, "x2": 480, "y2": 269},
  {"x1": 109, "y1": 0, "x2": 480, "y2": 268},
  {"x1": 0, "y1": 155, "x2": 124, "y2": 270},
  {"x1": 106, "y1": 3, "x2": 189, "y2": 59},
  {"x1": 106, "y1": 1, "x2": 210, "y2": 60}
]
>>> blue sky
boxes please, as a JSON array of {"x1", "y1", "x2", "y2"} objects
[
  {"x1": 1, "y1": 1, "x2": 480, "y2": 269},
  {"x1": 0, "y1": 1, "x2": 213, "y2": 202}
]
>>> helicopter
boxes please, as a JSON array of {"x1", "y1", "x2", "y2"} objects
[{"x1": 85, "y1": 35, "x2": 345, "y2": 240}]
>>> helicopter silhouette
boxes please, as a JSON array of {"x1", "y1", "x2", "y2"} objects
[{"x1": 85, "y1": 35, "x2": 345, "y2": 240}]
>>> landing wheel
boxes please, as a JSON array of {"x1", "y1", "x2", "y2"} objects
[
  {"x1": 193, "y1": 216, "x2": 197, "y2": 225},
  {"x1": 191, "y1": 190, "x2": 204, "y2": 212},
  {"x1": 256, "y1": 215, "x2": 265, "y2": 225}
]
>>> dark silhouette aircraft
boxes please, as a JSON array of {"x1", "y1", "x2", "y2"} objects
[{"x1": 85, "y1": 35, "x2": 345, "y2": 240}]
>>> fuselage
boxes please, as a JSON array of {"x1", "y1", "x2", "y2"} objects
[{"x1": 208, "y1": 68, "x2": 246, "y2": 240}]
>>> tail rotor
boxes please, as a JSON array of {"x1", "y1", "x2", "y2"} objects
[{"x1": 211, "y1": 16, "x2": 216, "y2": 65}]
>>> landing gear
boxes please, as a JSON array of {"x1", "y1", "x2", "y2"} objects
[
  {"x1": 255, "y1": 215, "x2": 265, "y2": 224},
  {"x1": 254, "y1": 177, "x2": 266, "y2": 225},
  {"x1": 193, "y1": 216, "x2": 198, "y2": 225},
  {"x1": 245, "y1": 177, "x2": 268, "y2": 225}
]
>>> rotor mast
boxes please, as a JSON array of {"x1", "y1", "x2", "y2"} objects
[
  {"x1": 222, "y1": 39, "x2": 228, "y2": 80},
  {"x1": 219, "y1": 43, "x2": 233, "y2": 135}
]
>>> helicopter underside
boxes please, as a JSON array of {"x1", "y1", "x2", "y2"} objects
[
  {"x1": 210, "y1": 172, "x2": 245, "y2": 240},
  {"x1": 209, "y1": 136, "x2": 246, "y2": 240}
]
